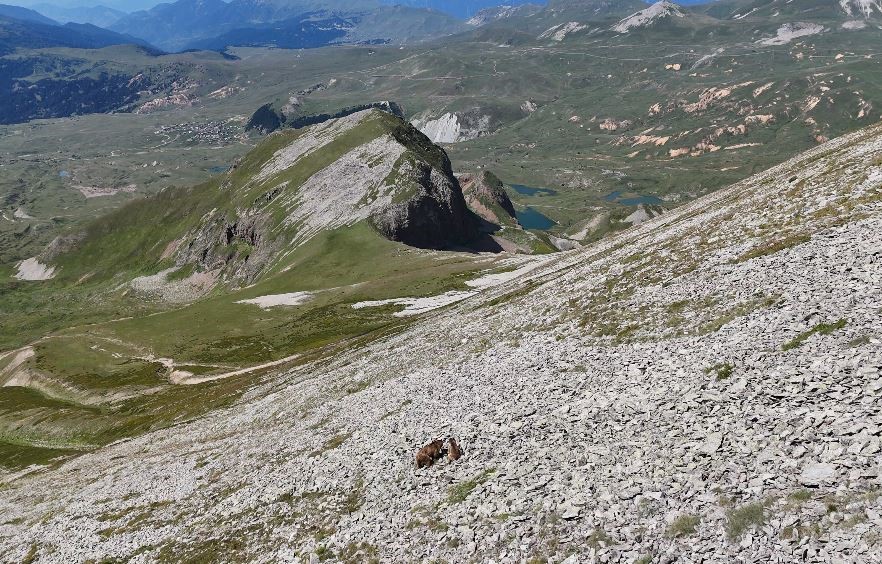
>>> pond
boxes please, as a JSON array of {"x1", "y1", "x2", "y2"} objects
[
  {"x1": 59, "y1": 170, "x2": 70, "y2": 178},
  {"x1": 516, "y1": 207, "x2": 556, "y2": 230},
  {"x1": 208, "y1": 165, "x2": 229, "y2": 174},
  {"x1": 604, "y1": 190, "x2": 663, "y2": 206},
  {"x1": 509, "y1": 184, "x2": 558, "y2": 196}
]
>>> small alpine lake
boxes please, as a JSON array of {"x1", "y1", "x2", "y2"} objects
[
  {"x1": 604, "y1": 190, "x2": 663, "y2": 206},
  {"x1": 509, "y1": 184, "x2": 558, "y2": 196},
  {"x1": 516, "y1": 207, "x2": 556, "y2": 230}
]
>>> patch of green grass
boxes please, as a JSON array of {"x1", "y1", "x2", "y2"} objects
[
  {"x1": 335, "y1": 541, "x2": 379, "y2": 564},
  {"x1": 725, "y1": 501, "x2": 767, "y2": 540},
  {"x1": 309, "y1": 433, "x2": 350, "y2": 458},
  {"x1": 379, "y1": 399, "x2": 411, "y2": 421},
  {"x1": 586, "y1": 529, "x2": 612, "y2": 549},
  {"x1": 788, "y1": 489, "x2": 813, "y2": 504},
  {"x1": 782, "y1": 319, "x2": 847, "y2": 351},
  {"x1": 847, "y1": 335, "x2": 871, "y2": 348},
  {"x1": 406, "y1": 506, "x2": 449, "y2": 532},
  {"x1": 343, "y1": 379, "x2": 371, "y2": 395},
  {"x1": 485, "y1": 281, "x2": 536, "y2": 308},
  {"x1": 157, "y1": 535, "x2": 248, "y2": 564},
  {"x1": 343, "y1": 478, "x2": 364, "y2": 514},
  {"x1": 448, "y1": 469, "x2": 495, "y2": 504},
  {"x1": 21, "y1": 543, "x2": 38, "y2": 564},
  {"x1": 666, "y1": 514, "x2": 700, "y2": 538},
  {"x1": 706, "y1": 362, "x2": 734, "y2": 380},
  {"x1": 734, "y1": 233, "x2": 811, "y2": 263}
]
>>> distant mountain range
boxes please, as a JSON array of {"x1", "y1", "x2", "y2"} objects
[
  {"x1": 108, "y1": 0, "x2": 471, "y2": 51},
  {"x1": 0, "y1": 4, "x2": 154, "y2": 54},
  {"x1": 30, "y1": 3, "x2": 125, "y2": 27}
]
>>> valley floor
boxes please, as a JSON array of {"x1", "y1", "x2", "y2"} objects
[{"x1": 0, "y1": 123, "x2": 881, "y2": 562}]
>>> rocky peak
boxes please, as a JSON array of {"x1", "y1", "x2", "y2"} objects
[{"x1": 612, "y1": 0, "x2": 685, "y2": 33}]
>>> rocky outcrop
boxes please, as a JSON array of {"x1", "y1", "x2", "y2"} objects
[
  {"x1": 174, "y1": 212, "x2": 278, "y2": 286},
  {"x1": 244, "y1": 103, "x2": 283, "y2": 134},
  {"x1": 411, "y1": 109, "x2": 493, "y2": 144},
  {"x1": 370, "y1": 163, "x2": 479, "y2": 249},
  {"x1": 458, "y1": 171, "x2": 517, "y2": 229}
]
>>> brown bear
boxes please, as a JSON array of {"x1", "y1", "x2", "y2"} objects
[
  {"x1": 415, "y1": 439, "x2": 444, "y2": 469},
  {"x1": 447, "y1": 437, "x2": 463, "y2": 462}
]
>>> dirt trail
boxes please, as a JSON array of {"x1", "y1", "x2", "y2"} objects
[{"x1": 166, "y1": 353, "x2": 302, "y2": 385}]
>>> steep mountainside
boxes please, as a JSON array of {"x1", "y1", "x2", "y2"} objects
[{"x1": 1, "y1": 102, "x2": 880, "y2": 563}]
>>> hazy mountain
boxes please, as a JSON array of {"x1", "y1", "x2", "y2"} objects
[
  {"x1": 0, "y1": 2, "x2": 56, "y2": 23},
  {"x1": 0, "y1": 12, "x2": 153, "y2": 54},
  {"x1": 29, "y1": 3, "x2": 126, "y2": 27},
  {"x1": 381, "y1": 0, "x2": 543, "y2": 19},
  {"x1": 111, "y1": 0, "x2": 468, "y2": 51}
]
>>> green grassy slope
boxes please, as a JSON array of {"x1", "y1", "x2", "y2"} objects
[{"x1": 0, "y1": 111, "x2": 499, "y2": 473}]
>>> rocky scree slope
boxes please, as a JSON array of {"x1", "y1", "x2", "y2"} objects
[
  {"x1": 1, "y1": 123, "x2": 882, "y2": 561},
  {"x1": 27, "y1": 109, "x2": 480, "y2": 292}
]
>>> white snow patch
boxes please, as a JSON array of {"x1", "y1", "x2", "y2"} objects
[
  {"x1": 14, "y1": 258, "x2": 55, "y2": 281},
  {"x1": 13, "y1": 207, "x2": 33, "y2": 219},
  {"x1": 352, "y1": 291, "x2": 476, "y2": 317},
  {"x1": 734, "y1": 7, "x2": 758, "y2": 19},
  {"x1": 235, "y1": 292, "x2": 313, "y2": 309},
  {"x1": 613, "y1": 1, "x2": 684, "y2": 34},
  {"x1": 467, "y1": 5, "x2": 524, "y2": 26},
  {"x1": 466, "y1": 256, "x2": 556, "y2": 289},
  {"x1": 757, "y1": 23, "x2": 825, "y2": 46},
  {"x1": 351, "y1": 256, "x2": 556, "y2": 317}
]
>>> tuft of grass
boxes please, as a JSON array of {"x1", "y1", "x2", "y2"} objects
[
  {"x1": 586, "y1": 529, "x2": 612, "y2": 549},
  {"x1": 782, "y1": 319, "x2": 847, "y2": 351},
  {"x1": 308, "y1": 433, "x2": 350, "y2": 458},
  {"x1": 448, "y1": 469, "x2": 494, "y2": 504},
  {"x1": 485, "y1": 282, "x2": 535, "y2": 308},
  {"x1": 734, "y1": 233, "x2": 810, "y2": 263},
  {"x1": 725, "y1": 501, "x2": 766, "y2": 540},
  {"x1": 21, "y1": 543, "x2": 38, "y2": 564},
  {"x1": 706, "y1": 362, "x2": 733, "y2": 380},
  {"x1": 335, "y1": 541, "x2": 379, "y2": 564},
  {"x1": 406, "y1": 504, "x2": 448, "y2": 532},
  {"x1": 666, "y1": 514, "x2": 700, "y2": 538},
  {"x1": 847, "y1": 335, "x2": 871, "y2": 348},
  {"x1": 788, "y1": 489, "x2": 813, "y2": 504}
]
